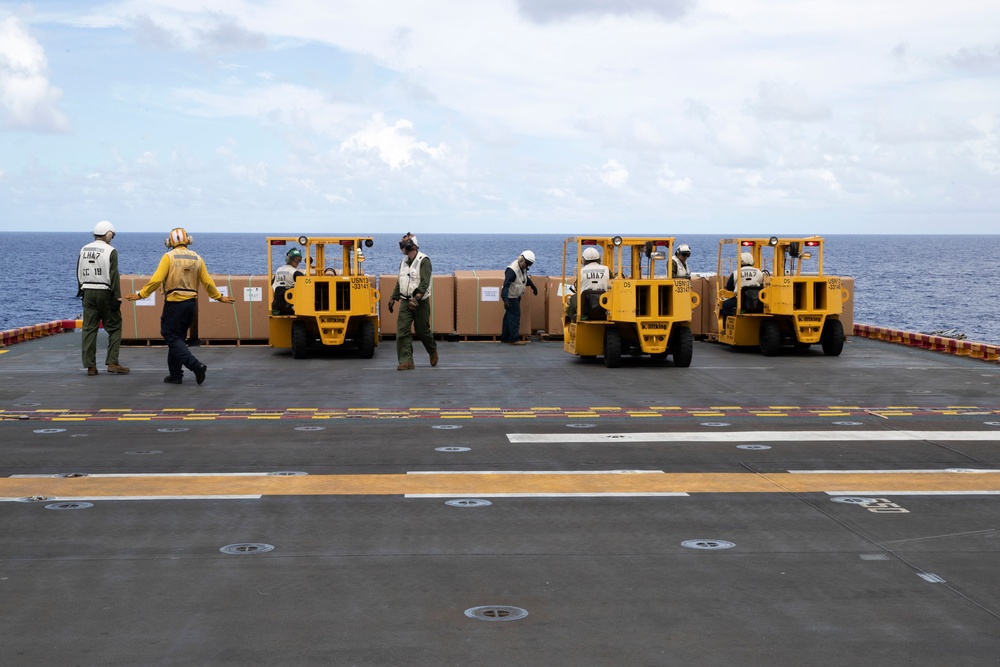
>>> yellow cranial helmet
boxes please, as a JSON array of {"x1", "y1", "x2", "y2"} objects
[{"x1": 166, "y1": 228, "x2": 193, "y2": 248}]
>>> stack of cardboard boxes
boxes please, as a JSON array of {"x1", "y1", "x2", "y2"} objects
[{"x1": 119, "y1": 272, "x2": 852, "y2": 343}]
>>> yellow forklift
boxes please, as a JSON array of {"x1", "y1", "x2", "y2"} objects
[
  {"x1": 562, "y1": 236, "x2": 699, "y2": 368},
  {"x1": 714, "y1": 236, "x2": 848, "y2": 356},
  {"x1": 267, "y1": 235, "x2": 379, "y2": 359}
]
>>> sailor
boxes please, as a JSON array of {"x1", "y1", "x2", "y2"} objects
[
  {"x1": 672, "y1": 243, "x2": 692, "y2": 279},
  {"x1": 271, "y1": 247, "x2": 304, "y2": 315},
  {"x1": 501, "y1": 250, "x2": 538, "y2": 345},
  {"x1": 77, "y1": 220, "x2": 129, "y2": 376},
  {"x1": 721, "y1": 251, "x2": 764, "y2": 318},
  {"x1": 124, "y1": 228, "x2": 235, "y2": 385},
  {"x1": 388, "y1": 233, "x2": 438, "y2": 370},
  {"x1": 577, "y1": 246, "x2": 610, "y2": 320}
]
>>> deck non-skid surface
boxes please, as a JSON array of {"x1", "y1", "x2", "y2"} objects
[{"x1": 2, "y1": 334, "x2": 1000, "y2": 666}]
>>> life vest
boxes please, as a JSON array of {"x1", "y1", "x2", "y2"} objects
[
  {"x1": 671, "y1": 256, "x2": 690, "y2": 278},
  {"x1": 272, "y1": 263, "x2": 302, "y2": 289},
  {"x1": 398, "y1": 252, "x2": 431, "y2": 300},
  {"x1": 580, "y1": 263, "x2": 610, "y2": 292},
  {"x1": 734, "y1": 266, "x2": 764, "y2": 288},
  {"x1": 163, "y1": 247, "x2": 204, "y2": 299},
  {"x1": 78, "y1": 240, "x2": 114, "y2": 290},
  {"x1": 505, "y1": 259, "x2": 530, "y2": 299}
]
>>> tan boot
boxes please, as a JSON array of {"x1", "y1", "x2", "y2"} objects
[
  {"x1": 429, "y1": 351, "x2": 439, "y2": 367},
  {"x1": 396, "y1": 362, "x2": 415, "y2": 371},
  {"x1": 107, "y1": 363, "x2": 130, "y2": 374},
  {"x1": 87, "y1": 367, "x2": 98, "y2": 376}
]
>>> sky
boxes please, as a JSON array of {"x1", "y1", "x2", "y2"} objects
[{"x1": 1, "y1": 0, "x2": 998, "y2": 235}]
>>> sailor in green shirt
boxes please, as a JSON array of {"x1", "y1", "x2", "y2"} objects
[{"x1": 388, "y1": 233, "x2": 438, "y2": 370}]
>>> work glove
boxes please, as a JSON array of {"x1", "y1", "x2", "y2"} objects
[
  {"x1": 531, "y1": 285, "x2": 538, "y2": 296},
  {"x1": 407, "y1": 297, "x2": 419, "y2": 312},
  {"x1": 388, "y1": 298, "x2": 395, "y2": 314},
  {"x1": 503, "y1": 299, "x2": 511, "y2": 311}
]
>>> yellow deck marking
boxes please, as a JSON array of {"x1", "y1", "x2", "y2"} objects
[{"x1": 4, "y1": 471, "x2": 1000, "y2": 499}]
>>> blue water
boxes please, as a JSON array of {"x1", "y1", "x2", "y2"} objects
[{"x1": 2, "y1": 232, "x2": 998, "y2": 345}]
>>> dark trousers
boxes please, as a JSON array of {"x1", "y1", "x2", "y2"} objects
[
  {"x1": 396, "y1": 298, "x2": 436, "y2": 364},
  {"x1": 160, "y1": 299, "x2": 200, "y2": 378},
  {"x1": 501, "y1": 297, "x2": 521, "y2": 342},
  {"x1": 81, "y1": 289, "x2": 122, "y2": 368}
]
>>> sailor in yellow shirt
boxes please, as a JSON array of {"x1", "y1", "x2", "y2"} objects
[{"x1": 124, "y1": 228, "x2": 234, "y2": 385}]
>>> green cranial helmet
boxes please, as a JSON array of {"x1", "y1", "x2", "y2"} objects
[{"x1": 287, "y1": 248, "x2": 303, "y2": 260}]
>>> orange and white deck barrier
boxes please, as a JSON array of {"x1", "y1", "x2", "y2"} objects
[{"x1": 854, "y1": 324, "x2": 999, "y2": 363}]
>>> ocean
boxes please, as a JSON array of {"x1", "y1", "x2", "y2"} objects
[{"x1": 2, "y1": 232, "x2": 998, "y2": 345}]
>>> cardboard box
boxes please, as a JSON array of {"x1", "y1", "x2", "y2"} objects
[
  {"x1": 693, "y1": 274, "x2": 719, "y2": 336},
  {"x1": 544, "y1": 276, "x2": 573, "y2": 338},
  {"x1": 379, "y1": 274, "x2": 456, "y2": 336},
  {"x1": 119, "y1": 275, "x2": 166, "y2": 340},
  {"x1": 841, "y1": 276, "x2": 855, "y2": 336},
  {"x1": 454, "y1": 270, "x2": 531, "y2": 337},
  {"x1": 523, "y1": 275, "x2": 546, "y2": 334},
  {"x1": 198, "y1": 275, "x2": 270, "y2": 341}
]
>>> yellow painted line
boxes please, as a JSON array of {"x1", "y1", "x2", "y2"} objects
[
  {"x1": 628, "y1": 413, "x2": 660, "y2": 418},
  {"x1": 118, "y1": 418, "x2": 151, "y2": 422},
  {"x1": 0, "y1": 350, "x2": 8, "y2": 355},
  {"x1": 98, "y1": 409, "x2": 132, "y2": 413},
  {"x1": 769, "y1": 405, "x2": 801, "y2": 409},
  {"x1": 248, "y1": 415, "x2": 282, "y2": 420},
  {"x1": 37, "y1": 409, "x2": 73, "y2": 413},
  {"x1": 3, "y1": 472, "x2": 1000, "y2": 499},
  {"x1": 816, "y1": 413, "x2": 850, "y2": 416},
  {"x1": 163, "y1": 408, "x2": 194, "y2": 412},
  {"x1": 709, "y1": 406, "x2": 742, "y2": 410},
  {"x1": 650, "y1": 406, "x2": 682, "y2": 410},
  {"x1": 470, "y1": 407, "x2": 502, "y2": 411},
  {"x1": 288, "y1": 408, "x2": 317, "y2": 412},
  {"x1": 752, "y1": 413, "x2": 787, "y2": 417},
  {"x1": 690, "y1": 413, "x2": 725, "y2": 417},
  {"x1": 410, "y1": 407, "x2": 440, "y2": 411}
]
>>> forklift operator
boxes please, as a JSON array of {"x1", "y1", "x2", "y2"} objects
[
  {"x1": 272, "y1": 247, "x2": 304, "y2": 315},
  {"x1": 578, "y1": 246, "x2": 610, "y2": 320},
  {"x1": 721, "y1": 252, "x2": 764, "y2": 318}
]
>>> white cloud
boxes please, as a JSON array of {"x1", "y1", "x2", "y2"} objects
[
  {"x1": 600, "y1": 159, "x2": 629, "y2": 188},
  {"x1": 745, "y1": 81, "x2": 830, "y2": 123},
  {"x1": 340, "y1": 113, "x2": 446, "y2": 170},
  {"x1": 517, "y1": 0, "x2": 695, "y2": 24},
  {"x1": 657, "y1": 165, "x2": 691, "y2": 194},
  {"x1": 0, "y1": 16, "x2": 70, "y2": 133}
]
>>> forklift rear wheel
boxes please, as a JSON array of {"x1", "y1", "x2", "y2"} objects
[
  {"x1": 604, "y1": 328, "x2": 622, "y2": 368},
  {"x1": 358, "y1": 320, "x2": 376, "y2": 359},
  {"x1": 291, "y1": 321, "x2": 308, "y2": 359},
  {"x1": 759, "y1": 320, "x2": 780, "y2": 357},
  {"x1": 670, "y1": 326, "x2": 693, "y2": 368},
  {"x1": 821, "y1": 319, "x2": 845, "y2": 356}
]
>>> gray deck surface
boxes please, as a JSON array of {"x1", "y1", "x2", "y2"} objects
[{"x1": 2, "y1": 333, "x2": 999, "y2": 666}]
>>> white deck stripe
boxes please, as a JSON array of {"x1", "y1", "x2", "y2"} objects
[{"x1": 507, "y1": 430, "x2": 1000, "y2": 443}]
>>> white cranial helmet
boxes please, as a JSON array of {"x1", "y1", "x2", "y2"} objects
[
  {"x1": 93, "y1": 220, "x2": 115, "y2": 237},
  {"x1": 521, "y1": 250, "x2": 535, "y2": 264},
  {"x1": 582, "y1": 247, "x2": 600, "y2": 261},
  {"x1": 740, "y1": 252, "x2": 754, "y2": 266}
]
